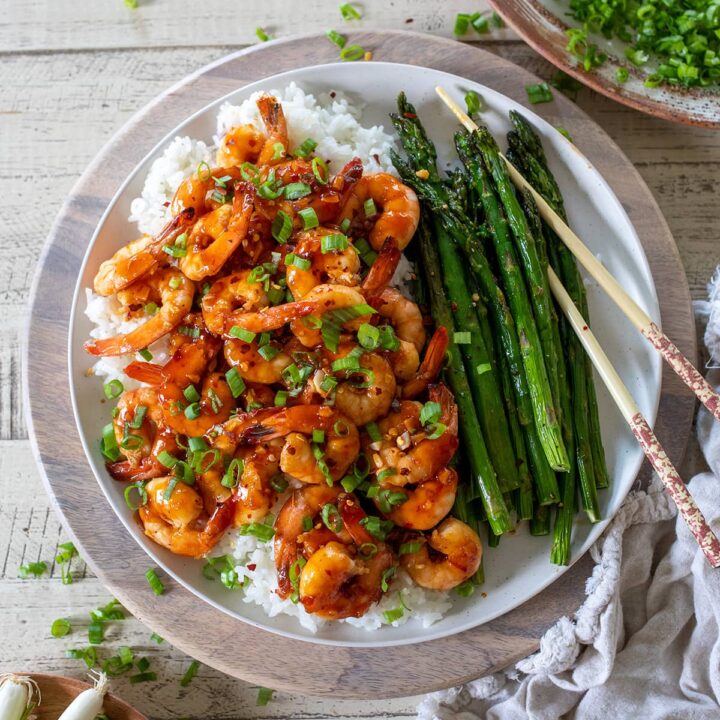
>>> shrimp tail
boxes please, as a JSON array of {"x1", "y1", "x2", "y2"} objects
[
  {"x1": 149, "y1": 206, "x2": 196, "y2": 255},
  {"x1": 124, "y1": 361, "x2": 168, "y2": 385},
  {"x1": 108, "y1": 457, "x2": 164, "y2": 482},
  {"x1": 361, "y1": 237, "x2": 401, "y2": 297},
  {"x1": 402, "y1": 326, "x2": 450, "y2": 399},
  {"x1": 334, "y1": 156, "x2": 364, "y2": 193}
]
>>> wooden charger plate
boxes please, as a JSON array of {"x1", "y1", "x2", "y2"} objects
[
  {"x1": 25, "y1": 31, "x2": 696, "y2": 698},
  {"x1": 10, "y1": 673, "x2": 145, "y2": 720}
]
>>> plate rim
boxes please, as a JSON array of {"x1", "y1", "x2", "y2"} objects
[{"x1": 67, "y1": 58, "x2": 660, "y2": 648}]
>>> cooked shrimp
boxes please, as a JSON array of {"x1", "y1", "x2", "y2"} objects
[
  {"x1": 274, "y1": 484, "x2": 344, "y2": 598},
  {"x1": 238, "y1": 404, "x2": 360, "y2": 484},
  {"x1": 338, "y1": 173, "x2": 419, "y2": 251},
  {"x1": 286, "y1": 227, "x2": 361, "y2": 300},
  {"x1": 373, "y1": 287, "x2": 425, "y2": 352},
  {"x1": 92, "y1": 209, "x2": 195, "y2": 296},
  {"x1": 179, "y1": 184, "x2": 255, "y2": 281},
  {"x1": 202, "y1": 269, "x2": 316, "y2": 336},
  {"x1": 370, "y1": 384, "x2": 459, "y2": 488},
  {"x1": 334, "y1": 351, "x2": 397, "y2": 425},
  {"x1": 402, "y1": 326, "x2": 449, "y2": 399},
  {"x1": 401, "y1": 517, "x2": 483, "y2": 590},
  {"x1": 139, "y1": 479, "x2": 237, "y2": 558},
  {"x1": 233, "y1": 442, "x2": 281, "y2": 525},
  {"x1": 361, "y1": 237, "x2": 401, "y2": 298},
  {"x1": 85, "y1": 267, "x2": 194, "y2": 356},
  {"x1": 224, "y1": 337, "x2": 292, "y2": 384},
  {"x1": 106, "y1": 387, "x2": 178, "y2": 482},
  {"x1": 385, "y1": 339, "x2": 420, "y2": 383},
  {"x1": 290, "y1": 284, "x2": 373, "y2": 348},
  {"x1": 256, "y1": 95, "x2": 289, "y2": 166},
  {"x1": 299, "y1": 493, "x2": 394, "y2": 618},
  {"x1": 216, "y1": 124, "x2": 265, "y2": 167},
  {"x1": 170, "y1": 167, "x2": 242, "y2": 218},
  {"x1": 379, "y1": 467, "x2": 458, "y2": 530}
]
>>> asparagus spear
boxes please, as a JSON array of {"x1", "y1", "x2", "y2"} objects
[
  {"x1": 529, "y1": 504, "x2": 551, "y2": 536},
  {"x1": 509, "y1": 111, "x2": 610, "y2": 491},
  {"x1": 390, "y1": 96, "x2": 559, "y2": 504},
  {"x1": 433, "y1": 217, "x2": 520, "y2": 493},
  {"x1": 418, "y1": 219, "x2": 513, "y2": 535},
  {"x1": 455, "y1": 130, "x2": 569, "y2": 473}
]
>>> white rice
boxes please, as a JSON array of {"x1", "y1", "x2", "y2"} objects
[{"x1": 86, "y1": 83, "x2": 453, "y2": 632}]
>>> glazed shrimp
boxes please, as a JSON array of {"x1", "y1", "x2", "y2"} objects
[
  {"x1": 290, "y1": 284, "x2": 373, "y2": 348},
  {"x1": 224, "y1": 337, "x2": 293, "y2": 384},
  {"x1": 92, "y1": 209, "x2": 195, "y2": 296},
  {"x1": 85, "y1": 267, "x2": 195, "y2": 356},
  {"x1": 285, "y1": 227, "x2": 361, "y2": 300},
  {"x1": 361, "y1": 237, "x2": 401, "y2": 298},
  {"x1": 274, "y1": 484, "x2": 344, "y2": 597},
  {"x1": 401, "y1": 517, "x2": 483, "y2": 590},
  {"x1": 106, "y1": 387, "x2": 178, "y2": 482},
  {"x1": 170, "y1": 167, "x2": 242, "y2": 218},
  {"x1": 202, "y1": 269, "x2": 316, "y2": 336},
  {"x1": 338, "y1": 173, "x2": 419, "y2": 251},
  {"x1": 299, "y1": 494, "x2": 394, "y2": 619},
  {"x1": 256, "y1": 95, "x2": 289, "y2": 165},
  {"x1": 373, "y1": 287, "x2": 425, "y2": 352},
  {"x1": 370, "y1": 384, "x2": 459, "y2": 488},
  {"x1": 402, "y1": 326, "x2": 449, "y2": 399},
  {"x1": 379, "y1": 467, "x2": 458, "y2": 530},
  {"x1": 215, "y1": 124, "x2": 265, "y2": 167},
  {"x1": 333, "y1": 350, "x2": 397, "y2": 426},
  {"x1": 233, "y1": 442, "x2": 282, "y2": 525},
  {"x1": 238, "y1": 404, "x2": 360, "y2": 484},
  {"x1": 139, "y1": 477, "x2": 237, "y2": 558},
  {"x1": 179, "y1": 184, "x2": 255, "y2": 281}
]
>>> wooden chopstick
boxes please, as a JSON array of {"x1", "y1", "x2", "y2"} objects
[
  {"x1": 547, "y1": 267, "x2": 720, "y2": 567},
  {"x1": 435, "y1": 85, "x2": 720, "y2": 423}
]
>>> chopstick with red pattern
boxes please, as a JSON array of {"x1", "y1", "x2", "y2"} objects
[
  {"x1": 435, "y1": 85, "x2": 720, "y2": 424},
  {"x1": 548, "y1": 267, "x2": 720, "y2": 567}
]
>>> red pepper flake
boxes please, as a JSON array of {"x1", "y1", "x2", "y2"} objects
[
  {"x1": 330, "y1": 91, "x2": 337, "y2": 99},
  {"x1": 163, "y1": 201, "x2": 170, "y2": 207},
  {"x1": 405, "y1": 17, "x2": 414, "y2": 23},
  {"x1": 403, "y1": 112, "x2": 417, "y2": 119},
  {"x1": 247, "y1": 563, "x2": 257, "y2": 571},
  {"x1": 481, "y1": 592, "x2": 487, "y2": 598},
  {"x1": 582, "y1": 325, "x2": 588, "y2": 331},
  {"x1": 450, "y1": 301, "x2": 458, "y2": 312}
]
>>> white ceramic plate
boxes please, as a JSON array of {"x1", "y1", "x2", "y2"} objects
[{"x1": 68, "y1": 61, "x2": 661, "y2": 648}]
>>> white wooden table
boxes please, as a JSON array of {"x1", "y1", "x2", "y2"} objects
[{"x1": 2, "y1": 1, "x2": 718, "y2": 717}]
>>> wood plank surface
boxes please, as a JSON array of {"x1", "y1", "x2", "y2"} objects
[{"x1": 3, "y1": 0, "x2": 718, "y2": 717}]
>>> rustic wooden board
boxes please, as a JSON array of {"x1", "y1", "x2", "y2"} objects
[
  {"x1": 8, "y1": 673, "x2": 146, "y2": 720},
  {"x1": 25, "y1": 31, "x2": 696, "y2": 698}
]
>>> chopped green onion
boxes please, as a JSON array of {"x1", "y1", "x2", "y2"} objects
[
  {"x1": 320, "y1": 233, "x2": 349, "y2": 253},
  {"x1": 399, "y1": 541, "x2": 422, "y2": 555},
  {"x1": 229, "y1": 326, "x2": 257, "y2": 342},
  {"x1": 312, "y1": 443, "x2": 334, "y2": 486},
  {"x1": 525, "y1": 82, "x2": 554, "y2": 104},
  {"x1": 138, "y1": 348, "x2": 153, "y2": 361},
  {"x1": 294, "y1": 137, "x2": 317, "y2": 158},
  {"x1": 169, "y1": 275, "x2": 182, "y2": 290},
  {"x1": 124, "y1": 481, "x2": 148, "y2": 510},
  {"x1": 240, "y1": 162, "x2": 259, "y2": 181},
  {"x1": 383, "y1": 604, "x2": 404, "y2": 623},
  {"x1": 258, "y1": 343, "x2": 281, "y2": 360},
  {"x1": 271, "y1": 142, "x2": 285, "y2": 160},
  {"x1": 180, "y1": 660, "x2": 200, "y2": 687},
  {"x1": 363, "y1": 198, "x2": 377, "y2": 217},
  {"x1": 359, "y1": 515, "x2": 394, "y2": 541},
  {"x1": 66, "y1": 646, "x2": 97, "y2": 669},
  {"x1": 183, "y1": 384, "x2": 200, "y2": 403},
  {"x1": 145, "y1": 567, "x2": 165, "y2": 596},
  {"x1": 616, "y1": 67, "x2": 630, "y2": 83},
  {"x1": 184, "y1": 402, "x2": 201, "y2": 420},
  {"x1": 376, "y1": 467, "x2": 396, "y2": 483},
  {"x1": 284, "y1": 182, "x2": 312, "y2": 200},
  {"x1": 271, "y1": 475, "x2": 289, "y2": 493},
  {"x1": 51, "y1": 618, "x2": 71, "y2": 637},
  {"x1": 625, "y1": 47, "x2": 649, "y2": 67},
  {"x1": 340, "y1": 2, "x2": 361, "y2": 20},
  {"x1": 150, "y1": 632, "x2": 164, "y2": 643},
  {"x1": 472, "y1": 13, "x2": 489, "y2": 33},
  {"x1": 476, "y1": 363, "x2": 492, "y2": 376},
  {"x1": 340, "y1": 217, "x2": 351, "y2": 233},
  {"x1": 302, "y1": 515, "x2": 313, "y2": 532},
  {"x1": 137, "y1": 657, "x2": 150, "y2": 672},
  {"x1": 557, "y1": 126, "x2": 573, "y2": 142},
  {"x1": 274, "y1": 390, "x2": 288, "y2": 406},
  {"x1": 465, "y1": 90, "x2": 481, "y2": 116},
  {"x1": 88, "y1": 621, "x2": 104, "y2": 645},
  {"x1": 101, "y1": 423, "x2": 120, "y2": 462},
  {"x1": 55, "y1": 541, "x2": 77, "y2": 564},
  {"x1": 358, "y1": 542, "x2": 378, "y2": 558},
  {"x1": 312, "y1": 429, "x2": 325, "y2": 444},
  {"x1": 453, "y1": 331, "x2": 471, "y2": 345},
  {"x1": 320, "y1": 374, "x2": 338, "y2": 394},
  {"x1": 426, "y1": 422, "x2": 447, "y2": 440},
  {"x1": 491, "y1": 11, "x2": 504, "y2": 27},
  {"x1": 103, "y1": 379, "x2": 124, "y2": 399},
  {"x1": 311, "y1": 156, "x2": 329, "y2": 184},
  {"x1": 376, "y1": 488, "x2": 407, "y2": 514},
  {"x1": 454, "y1": 13, "x2": 470, "y2": 35},
  {"x1": 238, "y1": 522, "x2": 275, "y2": 542},
  {"x1": 420, "y1": 401, "x2": 442, "y2": 426},
  {"x1": 353, "y1": 237, "x2": 377, "y2": 265},
  {"x1": 129, "y1": 672, "x2": 157, "y2": 684},
  {"x1": 103, "y1": 655, "x2": 133, "y2": 677},
  {"x1": 225, "y1": 367, "x2": 246, "y2": 398},
  {"x1": 257, "y1": 687, "x2": 274, "y2": 706},
  {"x1": 340, "y1": 44, "x2": 364, "y2": 61},
  {"x1": 381, "y1": 566, "x2": 396, "y2": 592},
  {"x1": 326, "y1": 29, "x2": 347, "y2": 47},
  {"x1": 18, "y1": 561, "x2": 47, "y2": 578},
  {"x1": 365, "y1": 421, "x2": 381, "y2": 443},
  {"x1": 287, "y1": 253, "x2": 312, "y2": 271},
  {"x1": 255, "y1": 27, "x2": 270, "y2": 41},
  {"x1": 298, "y1": 207, "x2": 319, "y2": 229},
  {"x1": 271, "y1": 210, "x2": 293, "y2": 243},
  {"x1": 378, "y1": 325, "x2": 400, "y2": 351},
  {"x1": 162, "y1": 242, "x2": 187, "y2": 258},
  {"x1": 321, "y1": 503, "x2": 344, "y2": 533},
  {"x1": 222, "y1": 458, "x2": 245, "y2": 488},
  {"x1": 197, "y1": 161, "x2": 210, "y2": 180},
  {"x1": 124, "y1": 0, "x2": 138, "y2": 8}
]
